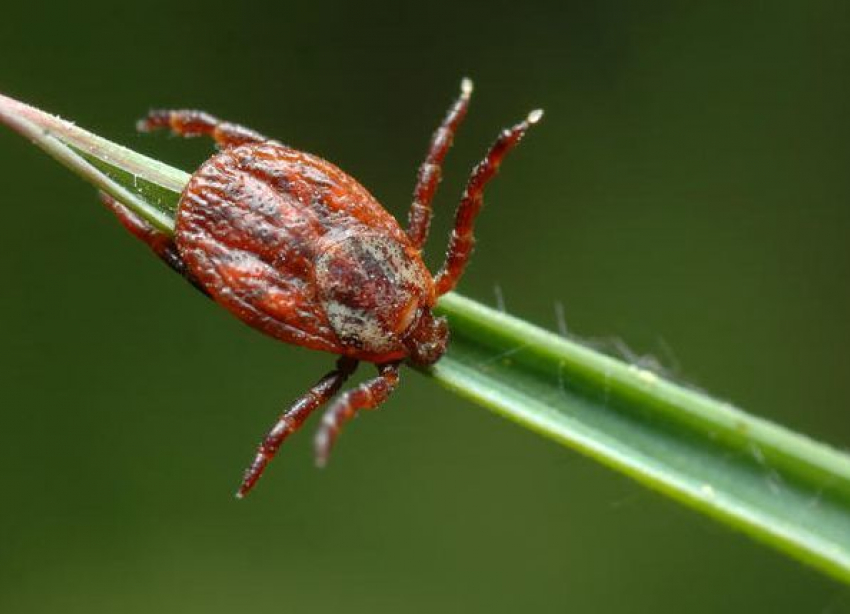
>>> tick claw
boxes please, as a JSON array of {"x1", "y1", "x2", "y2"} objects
[
  {"x1": 236, "y1": 478, "x2": 256, "y2": 499},
  {"x1": 314, "y1": 436, "x2": 329, "y2": 468}
]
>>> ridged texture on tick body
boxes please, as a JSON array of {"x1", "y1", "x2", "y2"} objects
[{"x1": 176, "y1": 142, "x2": 433, "y2": 362}]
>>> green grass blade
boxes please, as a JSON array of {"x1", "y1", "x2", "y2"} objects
[
  {"x1": 431, "y1": 294, "x2": 850, "y2": 580},
  {"x1": 2, "y1": 92, "x2": 849, "y2": 583}
]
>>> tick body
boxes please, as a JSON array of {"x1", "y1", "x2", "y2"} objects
[{"x1": 104, "y1": 79, "x2": 541, "y2": 496}]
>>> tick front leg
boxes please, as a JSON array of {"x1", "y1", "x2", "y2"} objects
[
  {"x1": 237, "y1": 357, "x2": 359, "y2": 498},
  {"x1": 137, "y1": 109, "x2": 269, "y2": 148},
  {"x1": 99, "y1": 192, "x2": 207, "y2": 295},
  {"x1": 434, "y1": 109, "x2": 543, "y2": 296},
  {"x1": 407, "y1": 79, "x2": 473, "y2": 250},
  {"x1": 313, "y1": 362, "x2": 401, "y2": 468}
]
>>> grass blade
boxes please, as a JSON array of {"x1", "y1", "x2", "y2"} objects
[{"x1": 1, "y1": 92, "x2": 848, "y2": 583}]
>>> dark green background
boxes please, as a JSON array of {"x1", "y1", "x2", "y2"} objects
[{"x1": 1, "y1": 1, "x2": 849, "y2": 612}]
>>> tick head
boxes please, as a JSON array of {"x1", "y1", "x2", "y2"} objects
[{"x1": 404, "y1": 308, "x2": 449, "y2": 366}]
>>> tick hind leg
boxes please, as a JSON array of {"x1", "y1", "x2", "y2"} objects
[
  {"x1": 314, "y1": 362, "x2": 401, "y2": 468},
  {"x1": 407, "y1": 78, "x2": 473, "y2": 249},
  {"x1": 137, "y1": 109, "x2": 269, "y2": 148},
  {"x1": 434, "y1": 109, "x2": 543, "y2": 296},
  {"x1": 237, "y1": 357, "x2": 359, "y2": 498},
  {"x1": 99, "y1": 192, "x2": 208, "y2": 295}
]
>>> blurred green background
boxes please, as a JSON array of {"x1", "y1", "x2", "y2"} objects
[{"x1": 1, "y1": 1, "x2": 849, "y2": 612}]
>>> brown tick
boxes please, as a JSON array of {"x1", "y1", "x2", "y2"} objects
[{"x1": 101, "y1": 79, "x2": 541, "y2": 496}]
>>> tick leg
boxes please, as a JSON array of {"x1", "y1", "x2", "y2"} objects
[
  {"x1": 434, "y1": 109, "x2": 543, "y2": 296},
  {"x1": 137, "y1": 109, "x2": 268, "y2": 148},
  {"x1": 313, "y1": 362, "x2": 401, "y2": 468},
  {"x1": 99, "y1": 192, "x2": 208, "y2": 295},
  {"x1": 237, "y1": 357, "x2": 359, "y2": 498},
  {"x1": 407, "y1": 79, "x2": 473, "y2": 250}
]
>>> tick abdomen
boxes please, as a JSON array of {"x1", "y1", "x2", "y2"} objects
[{"x1": 175, "y1": 142, "x2": 428, "y2": 360}]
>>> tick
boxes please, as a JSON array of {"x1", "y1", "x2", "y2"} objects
[{"x1": 101, "y1": 79, "x2": 541, "y2": 497}]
